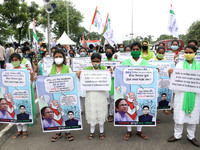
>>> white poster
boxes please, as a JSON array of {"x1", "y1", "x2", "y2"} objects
[
  {"x1": 165, "y1": 53, "x2": 175, "y2": 61},
  {"x1": 43, "y1": 57, "x2": 54, "y2": 75},
  {"x1": 71, "y1": 57, "x2": 92, "y2": 72}
]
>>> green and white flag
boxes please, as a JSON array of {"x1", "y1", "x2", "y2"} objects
[
  {"x1": 92, "y1": 7, "x2": 104, "y2": 32},
  {"x1": 103, "y1": 14, "x2": 115, "y2": 46},
  {"x1": 33, "y1": 18, "x2": 39, "y2": 52},
  {"x1": 168, "y1": 4, "x2": 179, "y2": 38}
]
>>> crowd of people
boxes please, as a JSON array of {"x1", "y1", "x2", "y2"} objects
[{"x1": 0, "y1": 39, "x2": 200, "y2": 147}]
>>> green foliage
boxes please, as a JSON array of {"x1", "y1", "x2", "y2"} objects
[{"x1": 185, "y1": 20, "x2": 200, "y2": 44}]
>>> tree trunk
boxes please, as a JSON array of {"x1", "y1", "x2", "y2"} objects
[{"x1": 18, "y1": 28, "x2": 22, "y2": 45}]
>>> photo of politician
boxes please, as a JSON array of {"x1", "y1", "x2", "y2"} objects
[
  {"x1": 65, "y1": 111, "x2": 79, "y2": 127},
  {"x1": 139, "y1": 106, "x2": 153, "y2": 122},
  {"x1": 158, "y1": 93, "x2": 170, "y2": 108},
  {"x1": 17, "y1": 105, "x2": 29, "y2": 120}
]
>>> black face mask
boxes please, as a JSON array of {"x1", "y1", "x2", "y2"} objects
[
  {"x1": 142, "y1": 46, "x2": 148, "y2": 50},
  {"x1": 106, "y1": 53, "x2": 113, "y2": 59}
]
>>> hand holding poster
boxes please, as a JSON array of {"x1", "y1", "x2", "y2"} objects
[
  {"x1": 36, "y1": 73, "x2": 82, "y2": 132},
  {"x1": 80, "y1": 70, "x2": 111, "y2": 91},
  {"x1": 0, "y1": 69, "x2": 32, "y2": 124},
  {"x1": 43, "y1": 57, "x2": 54, "y2": 75},
  {"x1": 169, "y1": 68, "x2": 200, "y2": 93},
  {"x1": 71, "y1": 57, "x2": 92, "y2": 72},
  {"x1": 101, "y1": 61, "x2": 120, "y2": 77},
  {"x1": 114, "y1": 66, "x2": 158, "y2": 126}
]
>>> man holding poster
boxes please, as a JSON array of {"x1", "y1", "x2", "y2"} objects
[{"x1": 168, "y1": 44, "x2": 200, "y2": 147}]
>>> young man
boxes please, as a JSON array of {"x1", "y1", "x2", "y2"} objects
[
  {"x1": 121, "y1": 41, "x2": 149, "y2": 140},
  {"x1": 65, "y1": 111, "x2": 79, "y2": 126}
]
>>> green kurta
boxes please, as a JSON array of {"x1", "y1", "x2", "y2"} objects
[
  {"x1": 50, "y1": 64, "x2": 70, "y2": 75},
  {"x1": 121, "y1": 58, "x2": 149, "y2": 66}
]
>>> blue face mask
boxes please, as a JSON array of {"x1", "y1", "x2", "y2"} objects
[
  {"x1": 171, "y1": 45, "x2": 178, "y2": 51},
  {"x1": 70, "y1": 53, "x2": 74, "y2": 57},
  {"x1": 24, "y1": 53, "x2": 29, "y2": 58}
]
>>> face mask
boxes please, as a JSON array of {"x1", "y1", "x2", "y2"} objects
[
  {"x1": 171, "y1": 45, "x2": 178, "y2": 51},
  {"x1": 70, "y1": 54, "x2": 74, "y2": 57},
  {"x1": 24, "y1": 53, "x2": 29, "y2": 58},
  {"x1": 19, "y1": 53, "x2": 23, "y2": 58},
  {"x1": 142, "y1": 46, "x2": 148, "y2": 50},
  {"x1": 119, "y1": 48, "x2": 124, "y2": 52},
  {"x1": 54, "y1": 58, "x2": 63, "y2": 65},
  {"x1": 80, "y1": 52, "x2": 87, "y2": 57},
  {"x1": 92, "y1": 62, "x2": 100, "y2": 69},
  {"x1": 184, "y1": 53, "x2": 195, "y2": 61},
  {"x1": 131, "y1": 50, "x2": 141, "y2": 58},
  {"x1": 106, "y1": 53, "x2": 113, "y2": 59},
  {"x1": 157, "y1": 54, "x2": 164, "y2": 59},
  {"x1": 11, "y1": 61, "x2": 21, "y2": 67}
]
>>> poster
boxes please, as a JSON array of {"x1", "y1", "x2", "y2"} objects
[
  {"x1": 71, "y1": 57, "x2": 92, "y2": 72},
  {"x1": 43, "y1": 57, "x2": 54, "y2": 75},
  {"x1": 101, "y1": 61, "x2": 121, "y2": 77},
  {"x1": 165, "y1": 53, "x2": 175, "y2": 61},
  {"x1": 0, "y1": 69, "x2": 33, "y2": 124},
  {"x1": 149, "y1": 61, "x2": 175, "y2": 110},
  {"x1": 116, "y1": 53, "x2": 131, "y2": 62},
  {"x1": 169, "y1": 68, "x2": 200, "y2": 93},
  {"x1": 36, "y1": 73, "x2": 82, "y2": 132},
  {"x1": 80, "y1": 70, "x2": 111, "y2": 91},
  {"x1": 178, "y1": 53, "x2": 200, "y2": 62},
  {"x1": 114, "y1": 66, "x2": 158, "y2": 126}
]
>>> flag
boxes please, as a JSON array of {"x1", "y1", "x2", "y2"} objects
[
  {"x1": 79, "y1": 37, "x2": 82, "y2": 45},
  {"x1": 50, "y1": 34, "x2": 56, "y2": 48},
  {"x1": 33, "y1": 18, "x2": 39, "y2": 52},
  {"x1": 91, "y1": 7, "x2": 104, "y2": 32},
  {"x1": 103, "y1": 14, "x2": 115, "y2": 46},
  {"x1": 168, "y1": 4, "x2": 179, "y2": 38},
  {"x1": 82, "y1": 35, "x2": 88, "y2": 48}
]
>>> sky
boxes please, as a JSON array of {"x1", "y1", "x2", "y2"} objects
[{"x1": 1, "y1": 0, "x2": 200, "y2": 43}]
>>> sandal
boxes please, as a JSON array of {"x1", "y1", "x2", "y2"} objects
[
  {"x1": 51, "y1": 132, "x2": 62, "y2": 142},
  {"x1": 156, "y1": 118, "x2": 161, "y2": 123},
  {"x1": 124, "y1": 131, "x2": 132, "y2": 141},
  {"x1": 88, "y1": 133, "x2": 95, "y2": 140},
  {"x1": 22, "y1": 131, "x2": 28, "y2": 139},
  {"x1": 108, "y1": 115, "x2": 114, "y2": 122},
  {"x1": 13, "y1": 131, "x2": 22, "y2": 139},
  {"x1": 163, "y1": 110, "x2": 169, "y2": 114},
  {"x1": 65, "y1": 133, "x2": 74, "y2": 141},
  {"x1": 99, "y1": 133, "x2": 105, "y2": 140},
  {"x1": 136, "y1": 131, "x2": 148, "y2": 140}
]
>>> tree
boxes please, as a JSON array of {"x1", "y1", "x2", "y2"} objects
[
  {"x1": 155, "y1": 34, "x2": 175, "y2": 43},
  {"x1": 185, "y1": 20, "x2": 200, "y2": 43}
]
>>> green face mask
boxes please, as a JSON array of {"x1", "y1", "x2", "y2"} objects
[
  {"x1": 157, "y1": 54, "x2": 164, "y2": 59},
  {"x1": 131, "y1": 50, "x2": 141, "y2": 58},
  {"x1": 11, "y1": 61, "x2": 21, "y2": 67}
]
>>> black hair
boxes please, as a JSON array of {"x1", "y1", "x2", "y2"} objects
[
  {"x1": 106, "y1": 46, "x2": 115, "y2": 54},
  {"x1": 10, "y1": 53, "x2": 21, "y2": 60},
  {"x1": 19, "y1": 105, "x2": 25, "y2": 109},
  {"x1": 41, "y1": 51, "x2": 49, "y2": 58},
  {"x1": 89, "y1": 44, "x2": 94, "y2": 49},
  {"x1": 41, "y1": 106, "x2": 49, "y2": 116},
  {"x1": 156, "y1": 46, "x2": 166, "y2": 53},
  {"x1": 80, "y1": 47, "x2": 87, "y2": 52},
  {"x1": 9, "y1": 43, "x2": 13, "y2": 47},
  {"x1": 105, "y1": 44, "x2": 110, "y2": 49},
  {"x1": 22, "y1": 46, "x2": 30, "y2": 54},
  {"x1": 51, "y1": 46, "x2": 59, "y2": 52},
  {"x1": 69, "y1": 49, "x2": 76, "y2": 54},
  {"x1": 143, "y1": 105, "x2": 149, "y2": 109},
  {"x1": 118, "y1": 44, "x2": 124, "y2": 48},
  {"x1": 188, "y1": 40, "x2": 198, "y2": 46},
  {"x1": 161, "y1": 93, "x2": 167, "y2": 96},
  {"x1": 0, "y1": 98, "x2": 5, "y2": 102},
  {"x1": 171, "y1": 39, "x2": 179, "y2": 46},
  {"x1": 131, "y1": 41, "x2": 141, "y2": 49},
  {"x1": 53, "y1": 49, "x2": 66, "y2": 65},
  {"x1": 158, "y1": 42, "x2": 165, "y2": 47},
  {"x1": 5, "y1": 44, "x2": 9, "y2": 47},
  {"x1": 185, "y1": 44, "x2": 197, "y2": 52},
  {"x1": 124, "y1": 45, "x2": 131, "y2": 52},
  {"x1": 142, "y1": 40, "x2": 148, "y2": 44},
  {"x1": 91, "y1": 52, "x2": 101, "y2": 61},
  {"x1": 115, "y1": 98, "x2": 126, "y2": 108},
  {"x1": 67, "y1": 111, "x2": 74, "y2": 114},
  {"x1": 24, "y1": 41, "x2": 30, "y2": 46}
]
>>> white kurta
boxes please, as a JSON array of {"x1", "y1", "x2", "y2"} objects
[{"x1": 173, "y1": 61, "x2": 200, "y2": 124}]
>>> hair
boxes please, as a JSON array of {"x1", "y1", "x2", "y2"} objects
[
  {"x1": 118, "y1": 44, "x2": 124, "y2": 48},
  {"x1": 53, "y1": 49, "x2": 66, "y2": 65},
  {"x1": 80, "y1": 47, "x2": 87, "y2": 52},
  {"x1": 188, "y1": 40, "x2": 198, "y2": 46},
  {"x1": 106, "y1": 46, "x2": 115, "y2": 54},
  {"x1": 22, "y1": 46, "x2": 30, "y2": 54},
  {"x1": 41, "y1": 51, "x2": 49, "y2": 58},
  {"x1": 69, "y1": 49, "x2": 76, "y2": 54},
  {"x1": 41, "y1": 106, "x2": 49, "y2": 116},
  {"x1": 24, "y1": 42, "x2": 30, "y2": 47},
  {"x1": 51, "y1": 46, "x2": 59, "y2": 52},
  {"x1": 89, "y1": 44, "x2": 94, "y2": 49},
  {"x1": 115, "y1": 98, "x2": 125, "y2": 108},
  {"x1": 5, "y1": 44, "x2": 9, "y2": 47},
  {"x1": 67, "y1": 111, "x2": 74, "y2": 114},
  {"x1": 9, "y1": 43, "x2": 13, "y2": 47},
  {"x1": 184, "y1": 44, "x2": 197, "y2": 52},
  {"x1": 0, "y1": 98, "x2": 5, "y2": 102},
  {"x1": 91, "y1": 52, "x2": 101, "y2": 61},
  {"x1": 131, "y1": 41, "x2": 141, "y2": 49},
  {"x1": 156, "y1": 46, "x2": 166, "y2": 53},
  {"x1": 142, "y1": 40, "x2": 148, "y2": 44},
  {"x1": 171, "y1": 39, "x2": 179, "y2": 46},
  {"x1": 10, "y1": 53, "x2": 21, "y2": 60},
  {"x1": 158, "y1": 42, "x2": 165, "y2": 47},
  {"x1": 143, "y1": 105, "x2": 149, "y2": 109},
  {"x1": 19, "y1": 105, "x2": 25, "y2": 109},
  {"x1": 124, "y1": 45, "x2": 131, "y2": 52},
  {"x1": 161, "y1": 93, "x2": 167, "y2": 96}
]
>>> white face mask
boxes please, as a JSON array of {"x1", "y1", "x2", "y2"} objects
[
  {"x1": 54, "y1": 58, "x2": 63, "y2": 65},
  {"x1": 80, "y1": 52, "x2": 86, "y2": 57}
]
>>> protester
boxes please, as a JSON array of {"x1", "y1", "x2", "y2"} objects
[
  {"x1": 0, "y1": 42, "x2": 5, "y2": 69},
  {"x1": 168, "y1": 44, "x2": 200, "y2": 147},
  {"x1": 5, "y1": 44, "x2": 10, "y2": 63},
  {"x1": 154, "y1": 46, "x2": 166, "y2": 61},
  {"x1": 141, "y1": 40, "x2": 154, "y2": 60},
  {"x1": 121, "y1": 41, "x2": 149, "y2": 140},
  {"x1": 124, "y1": 45, "x2": 131, "y2": 53},
  {"x1": 76, "y1": 53, "x2": 109, "y2": 140}
]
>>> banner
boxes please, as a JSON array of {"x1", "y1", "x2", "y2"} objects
[
  {"x1": 114, "y1": 66, "x2": 158, "y2": 126},
  {"x1": 36, "y1": 73, "x2": 82, "y2": 132},
  {"x1": 80, "y1": 70, "x2": 111, "y2": 91},
  {"x1": 149, "y1": 61, "x2": 175, "y2": 110},
  {"x1": 178, "y1": 53, "x2": 200, "y2": 62},
  {"x1": 0, "y1": 69, "x2": 32, "y2": 124},
  {"x1": 169, "y1": 68, "x2": 200, "y2": 93},
  {"x1": 42, "y1": 57, "x2": 54, "y2": 76},
  {"x1": 71, "y1": 57, "x2": 92, "y2": 72}
]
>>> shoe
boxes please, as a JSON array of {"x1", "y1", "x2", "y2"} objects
[
  {"x1": 156, "y1": 118, "x2": 161, "y2": 123},
  {"x1": 136, "y1": 131, "x2": 148, "y2": 140},
  {"x1": 188, "y1": 138, "x2": 200, "y2": 147},
  {"x1": 167, "y1": 136, "x2": 180, "y2": 142}
]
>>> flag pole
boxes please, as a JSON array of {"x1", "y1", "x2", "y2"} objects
[{"x1": 97, "y1": 13, "x2": 109, "y2": 52}]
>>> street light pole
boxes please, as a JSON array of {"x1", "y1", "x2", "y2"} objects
[
  {"x1": 131, "y1": 0, "x2": 133, "y2": 42},
  {"x1": 47, "y1": 13, "x2": 51, "y2": 56}
]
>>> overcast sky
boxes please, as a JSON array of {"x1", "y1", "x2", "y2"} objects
[{"x1": 1, "y1": 0, "x2": 200, "y2": 43}]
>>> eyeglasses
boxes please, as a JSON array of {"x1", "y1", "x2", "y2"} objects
[
  {"x1": 0, "y1": 103, "x2": 8, "y2": 105},
  {"x1": 119, "y1": 104, "x2": 128, "y2": 107}
]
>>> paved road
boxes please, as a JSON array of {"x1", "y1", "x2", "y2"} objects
[{"x1": 0, "y1": 107, "x2": 200, "y2": 150}]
